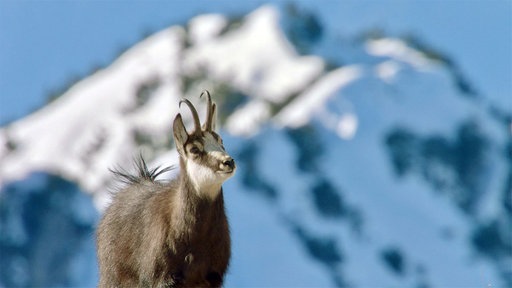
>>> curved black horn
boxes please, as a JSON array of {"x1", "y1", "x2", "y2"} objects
[
  {"x1": 179, "y1": 99, "x2": 201, "y2": 133},
  {"x1": 200, "y1": 90, "x2": 213, "y2": 131},
  {"x1": 211, "y1": 102, "x2": 217, "y2": 131}
]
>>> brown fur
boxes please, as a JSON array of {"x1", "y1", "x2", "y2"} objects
[{"x1": 97, "y1": 92, "x2": 233, "y2": 288}]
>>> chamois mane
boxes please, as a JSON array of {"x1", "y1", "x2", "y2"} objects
[{"x1": 109, "y1": 154, "x2": 174, "y2": 185}]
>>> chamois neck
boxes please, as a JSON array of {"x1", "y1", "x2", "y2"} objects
[{"x1": 173, "y1": 168, "x2": 225, "y2": 233}]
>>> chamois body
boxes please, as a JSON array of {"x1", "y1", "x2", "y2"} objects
[{"x1": 97, "y1": 92, "x2": 235, "y2": 287}]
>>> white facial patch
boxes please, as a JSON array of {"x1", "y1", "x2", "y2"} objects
[{"x1": 186, "y1": 159, "x2": 221, "y2": 197}]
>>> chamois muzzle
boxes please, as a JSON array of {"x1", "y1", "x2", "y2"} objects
[{"x1": 222, "y1": 157, "x2": 235, "y2": 170}]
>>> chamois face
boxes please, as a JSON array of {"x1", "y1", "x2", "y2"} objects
[
  {"x1": 184, "y1": 131, "x2": 235, "y2": 188},
  {"x1": 173, "y1": 92, "x2": 235, "y2": 196}
]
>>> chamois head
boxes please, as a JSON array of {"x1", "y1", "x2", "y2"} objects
[{"x1": 173, "y1": 91, "x2": 235, "y2": 197}]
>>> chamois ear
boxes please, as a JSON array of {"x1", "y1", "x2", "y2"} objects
[{"x1": 173, "y1": 113, "x2": 188, "y2": 156}]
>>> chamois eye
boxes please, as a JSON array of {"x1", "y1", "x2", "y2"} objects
[{"x1": 190, "y1": 146, "x2": 201, "y2": 154}]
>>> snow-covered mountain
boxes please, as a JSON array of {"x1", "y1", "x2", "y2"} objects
[{"x1": 1, "y1": 5, "x2": 510, "y2": 287}]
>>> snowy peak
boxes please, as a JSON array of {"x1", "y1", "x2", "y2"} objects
[
  {"x1": 0, "y1": 5, "x2": 329, "y2": 194},
  {"x1": 183, "y1": 5, "x2": 325, "y2": 103}
]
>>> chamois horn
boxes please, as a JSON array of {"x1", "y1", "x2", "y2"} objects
[
  {"x1": 179, "y1": 99, "x2": 201, "y2": 133},
  {"x1": 201, "y1": 90, "x2": 214, "y2": 131}
]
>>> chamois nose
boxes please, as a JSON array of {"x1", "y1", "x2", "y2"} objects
[{"x1": 222, "y1": 158, "x2": 235, "y2": 169}]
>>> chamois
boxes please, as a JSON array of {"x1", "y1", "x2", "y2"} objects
[{"x1": 96, "y1": 91, "x2": 236, "y2": 288}]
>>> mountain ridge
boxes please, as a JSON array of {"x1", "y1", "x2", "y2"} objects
[{"x1": 0, "y1": 5, "x2": 510, "y2": 287}]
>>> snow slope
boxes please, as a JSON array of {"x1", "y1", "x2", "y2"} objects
[{"x1": 1, "y1": 5, "x2": 510, "y2": 287}]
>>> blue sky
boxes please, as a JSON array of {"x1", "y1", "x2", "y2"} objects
[{"x1": 1, "y1": 0, "x2": 510, "y2": 124}]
